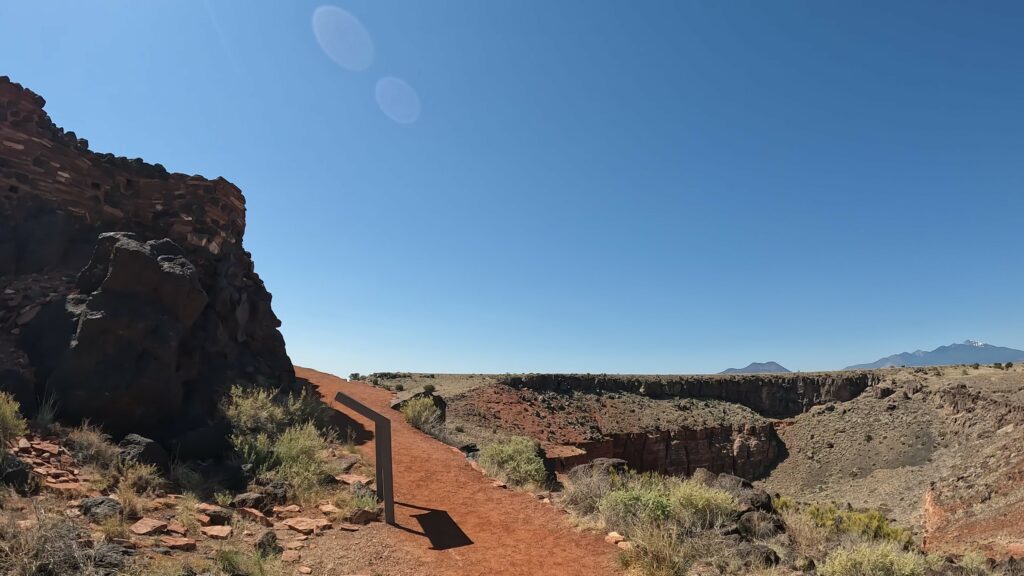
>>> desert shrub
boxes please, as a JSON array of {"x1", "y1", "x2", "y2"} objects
[
  {"x1": 284, "y1": 387, "x2": 336, "y2": 432},
  {"x1": 563, "y1": 465, "x2": 614, "y2": 518},
  {"x1": 119, "y1": 463, "x2": 163, "y2": 495},
  {"x1": 783, "y1": 509, "x2": 834, "y2": 560},
  {"x1": 1006, "y1": 362, "x2": 1014, "y2": 370},
  {"x1": 993, "y1": 363, "x2": 1004, "y2": 370},
  {"x1": 268, "y1": 423, "x2": 331, "y2": 504},
  {"x1": 98, "y1": 516, "x2": 128, "y2": 540},
  {"x1": 667, "y1": 479, "x2": 736, "y2": 531},
  {"x1": 0, "y1": 512, "x2": 95, "y2": 575},
  {"x1": 395, "y1": 384, "x2": 404, "y2": 391},
  {"x1": 807, "y1": 504, "x2": 912, "y2": 546},
  {"x1": 619, "y1": 522, "x2": 689, "y2": 576},
  {"x1": 957, "y1": 552, "x2": 992, "y2": 576},
  {"x1": 223, "y1": 385, "x2": 286, "y2": 436},
  {"x1": 233, "y1": 432, "x2": 278, "y2": 474},
  {"x1": 422, "y1": 384, "x2": 436, "y2": 394},
  {"x1": 214, "y1": 490, "x2": 234, "y2": 508},
  {"x1": 67, "y1": 422, "x2": 119, "y2": 472},
  {"x1": 331, "y1": 486, "x2": 379, "y2": 517},
  {"x1": 772, "y1": 494, "x2": 795, "y2": 513},
  {"x1": 600, "y1": 484, "x2": 674, "y2": 532},
  {"x1": 169, "y1": 460, "x2": 204, "y2": 493},
  {"x1": 477, "y1": 436, "x2": 548, "y2": 488},
  {"x1": 401, "y1": 397, "x2": 442, "y2": 432},
  {"x1": 971, "y1": 363, "x2": 980, "y2": 369},
  {"x1": 0, "y1": 392, "x2": 27, "y2": 448},
  {"x1": 349, "y1": 373, "x2": 361, "y2": 381},
  {"x1": 819, "y1": 542, "x2": 926, "y2": 576}
]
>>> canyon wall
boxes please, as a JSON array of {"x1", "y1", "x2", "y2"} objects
[
  {"x1": 0, "y1": 77, "x2": 293, "y2": 449},
  {"x1": 505, "y1": 372, "x2": 879, "y2": 418},
  {"x1": 550, "y1": 423, "x2": 783, "y2": 479}
]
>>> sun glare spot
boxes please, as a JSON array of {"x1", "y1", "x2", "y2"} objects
[
  {"x1": 375, "y1": 76, "x2": 421, "y2": 124},
  {"x1": 312, "y1": 5, "x2": 374, "y2": 71}
]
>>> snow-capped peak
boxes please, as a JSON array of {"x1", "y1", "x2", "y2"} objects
[{"x1": 963, "y1": 339, "x2": 986, "y2": 347}]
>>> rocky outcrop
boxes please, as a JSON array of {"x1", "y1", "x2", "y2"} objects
[
  {"x1": 504, "y1": 372, "x2": 878, "y2": 418},
  {"x1": 0, "y1": 76, "x2": 293, "y2": 443},
  {"x1": 550, "y1": 423, "x2": 783, "y2": 480}
]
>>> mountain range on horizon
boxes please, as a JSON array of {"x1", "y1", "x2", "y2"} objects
[
  {"x1": 719, "y1": 361, "x2": 791, "y2": 374},
  {"x1": 845, "y1": 340, "x2": 1024, "y2": 370}
]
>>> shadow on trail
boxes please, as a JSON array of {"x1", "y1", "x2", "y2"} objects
[
  {"x1": 300, "y1": 376, "x2": 374, "y2": 446},
  {"x1": 395, "y1": 501, "x2": 473, "y2": 551}
]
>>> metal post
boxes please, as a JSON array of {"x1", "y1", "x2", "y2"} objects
[{"x1": 334, "y1": 392, "x2": 396, "y2": 525}]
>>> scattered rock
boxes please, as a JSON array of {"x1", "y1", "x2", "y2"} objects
[
  {"x1": 158, "y1": 536, "x2": 197, "y2": 551},
  {"x1": 118, "y1": 434, "x2": 170, "y2": 475},
  {"x1": 128, "y1": 517, "x2": 167, "y2": 536},
  {"x1": 298, "y1": 567, "x2": 312, "y2": 575},
  {"x1": 0, "y1": 457, "x2": 37, "y2": 494},
  {"x1": 605, "y1": 532, "x2": 625, "y2": 545},
  {"x1": 200, "y1": 525, "x2": 232, "y2": 540},
  {"x1": 232, "y1": 492, "x2": 268, "y2": 512},
  {"x1": 737, "y1": 511, "x2": 784, "y2": 539},
  {"x1": 282, "y1": 517, "x2": 331, "y2": 535},
  {"x1": 196, "y1": 503, "x2": 232, "y2": 525},
  {"x1": 166, "y1": 520, "x2": 187, "y2": 535},
  {"x1": 238, "y1": 507, "x2": 272, "y2": 527}
]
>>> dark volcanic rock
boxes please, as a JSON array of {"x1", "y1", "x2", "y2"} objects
[
  {"x1": 119, "y1": 433, "x2": 171, "y2": 475},
  {"x1": 0, "y1": 456, "x2": 37, "y2": 495},
  {"x1": 0, "y1": 76, "x2": 294, "y2": 441},
  {"x1": 79, "y1": 496, "x2": 123, "y2": 523}
]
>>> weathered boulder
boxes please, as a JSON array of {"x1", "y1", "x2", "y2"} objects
[
  {"x1": 0, "y1": 457, "x2": 37, "y2": 495},
  {"x1": 79, "y1": 497, "x2": 123, "y2": 523},
  {"x1": 22, "y1": 234, "x2": 206, "y2": 436},
  {"x1": 119, "y1": 434, "x2": 171, "y2": 475},
  {"x1": 737, "y1": 510, "x2": 784, "y2": 539}
]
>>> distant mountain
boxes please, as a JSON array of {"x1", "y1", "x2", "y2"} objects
[
  {"x1": 720, "y1": 362, "x2": 791, "y2": 374},
  {"x1": 846, "y1": 340, "x2": 1024, "y2": 370}
]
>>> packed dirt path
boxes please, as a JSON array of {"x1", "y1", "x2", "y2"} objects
[{"x1": 299, "y1": 367, "x2": 619, "y2": 576}]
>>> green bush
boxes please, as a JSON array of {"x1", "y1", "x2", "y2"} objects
[
  {"x1": 0, "y1": 392, "x2": 27, "y2": 448},
  {"x1": 667, "y1": 478, "x2": 736, "y2": 531},
  {"x1": 422, "y1": 384, "x2": 436, "y2": 394},
  {"x1": 223, "y1": 385, "x2": 286, "y2": 436},
  {"x1": 600, "y1": 485, "x2": 674, "y2": 532},
  {"x1": 563, "y1": 465, "x2": 614, "y2": 518},
  {"x1": 400, "y1": 397, "x2": 442, "y2": 432},
  {"x1": 477, "y1": 436, "x2": 548, "y2": 488},
  {"x1": 819, "y1": 542, "x2": 926, "y2": 576},
  {"x1": 268, "y1": 423, "x2": 332, "y2": 503},
  {"x1": 807, "y1": 504, "x2": 912, "y2": 546}
]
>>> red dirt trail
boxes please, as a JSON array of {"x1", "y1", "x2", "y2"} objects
[{"x1": 301, "y1": 367, "x2": 619, "y2": 576}]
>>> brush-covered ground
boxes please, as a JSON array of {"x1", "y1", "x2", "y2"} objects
[{"x1": 370, "y1": 366, "x2": 1024, "y2": 570}]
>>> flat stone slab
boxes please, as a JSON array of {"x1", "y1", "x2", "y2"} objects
[
  {"x1": 281, "y1": 517, "x2": 331, "y2": 535},
  {"x1": 200, "y1": 525, "x2": 232, "y2": 539},
  {"x1": 159, "y1": 536, "x2": 197, "y2": 551},
  {"x1": 129, "y1": 518, "x2": 167, "y2": 536}
]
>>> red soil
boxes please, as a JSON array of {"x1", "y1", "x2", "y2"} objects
[{"x1": 301, "y1": 367, "x2": 619, "y2": 576}]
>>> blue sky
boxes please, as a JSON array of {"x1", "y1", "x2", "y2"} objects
[{"x1": 2, "y1": 1, "x2": 1022, "y2": 374}]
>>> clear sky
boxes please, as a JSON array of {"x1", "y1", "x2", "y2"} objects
[{"x1": 2, "y1": 1, "x2": 1022, "y2": 375}]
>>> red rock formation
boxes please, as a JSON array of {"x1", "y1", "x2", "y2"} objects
[{"x1": 0, "y1": 77, "x2": 293, "y2": 447}]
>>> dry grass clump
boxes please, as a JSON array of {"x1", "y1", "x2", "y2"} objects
[
  {"x1": 477, "y1": 436, "x2": 548, "y2": 489},
  {"x1": 174, "y1": 493, "x2": 202, "y2": 536},
  {"x1": 0, "y1": 511, "x2": 96, "y2": 576},
  {"x1": 66, "y1": 423, "x2": 119, "y2": 473},
  {"x1": 819, "y1": 542, "x2": 926, "y2": 576},
  {"x1": 0, "y1": 392, "x2": 27, "y2": 448}
]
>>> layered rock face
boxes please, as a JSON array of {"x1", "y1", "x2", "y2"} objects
[
  {"x1": 0, "y1": 77, "x2": 293, "y2": 443},
  {"x1": 504, "y1": 372, "x2": 879, "y2": 418},
  {"x1": 550, "y1": 424, "x2": 782, "y2": 479}
]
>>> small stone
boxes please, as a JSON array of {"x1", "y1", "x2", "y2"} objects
[
  {"x1": 336, "y1": 523, "x2": 360, "y2": 532},
  {"x1": 283, "y1": 540, "x2": 305, "y2": 550},
  {"x1": 298, "y1": 567, "x2": 312, "y2": 574},
  {"x1": 196, "y1": 503, "x2": 232, "y2": 525},
  {"x1": 605, "y1": 531, "x2": 624, "y2": 545},
  {"x1": 317, "y1": 504, "x2": 341, "y2": 515},
  {"x1": 200, "y1": 525, "x2": 232, "y2": 539},
  {"x1": 335, "y1": 473, "x2": 373, "y2": 486},
  {"x1": 272, "y1": 504, "x2": 301, "y2": 516},
  {"x1": 617, "y1": 541, "x2": 633, "y2": 551},
  {"x1": 159, "y1": 536, "x2": 197, "y2": 551},
  {"x1": 347, "y1": 508, "x2": 378, "y2": 525},
  {"x1": 129, "y1": 517, "x2": 168, "y2": 536},
  {"x1": 166, "y1": 521, "x2": 187, "y2": 535}
]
